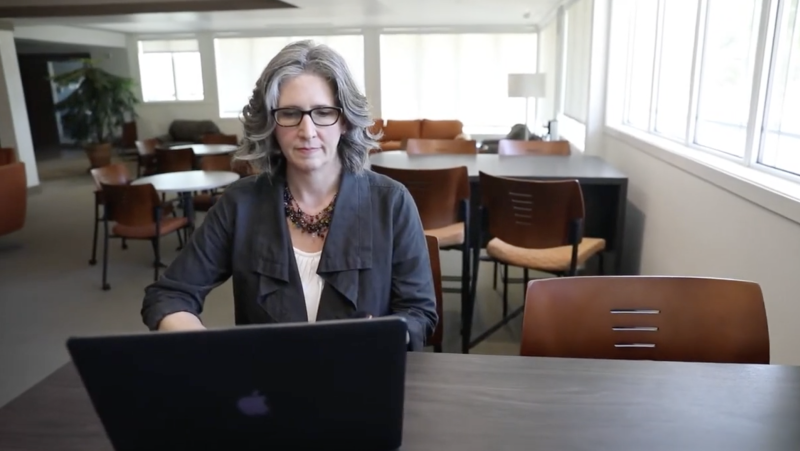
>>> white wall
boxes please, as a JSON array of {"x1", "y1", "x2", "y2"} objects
[
  {"x1": 0, "y1": 30, "x2": 38, "y2": 187},
  {"x1": 601, "y1": 134, "x2": 800, "y2": 365}
]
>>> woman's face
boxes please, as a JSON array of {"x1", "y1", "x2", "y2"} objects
[{"x1": 273, "y1": 73, "x2": 345, "y2": 175}]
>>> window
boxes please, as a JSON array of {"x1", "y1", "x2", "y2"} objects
[
  {"x1": 379, "y1": 33, "x2": 537, "y2": 135},
  {"x1": 759, "y1": 0, "x2": 800, "y2": 174},
  {"x1": 214, "y1": 35, "x2": 365, "y2": 118},
  {"x1": 563, "y1": 0, "x2": 593, "y2": 123},
  {"x1": 694, "y1": 0, "x2": 762, "y2": 156},
  {"x1": 654, "y1": 0, "x2": 699, "y2": 138},
  {"x1": 623, "y1": 0, "x2": 658, "y2": 130},
  {"x1": 138, "y1": 40, "x2": 204, "y2": 102},
  {"x1": 614, "y1": 0, "x2": 800, "y2": 179}
]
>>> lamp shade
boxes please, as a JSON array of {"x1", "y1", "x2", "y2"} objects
[{"x1": 507, "y1": 73, "x2": 546, "y2": 98}]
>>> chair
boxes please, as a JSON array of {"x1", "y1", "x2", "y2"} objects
[
  {"x1": 0, "y1": 160, "x2": 26, "y2": 237},
  {"x1": 98, "y1": 183, "x2": 190, "y2": 290},
  {"x1": 202, "y1": 133, "x2": 239, "y2": 145},
  {"x1": 425, "y1": 235, "x2": 444, "y2": 353},
  {"x1": 156, "y1": 147, "x2": 195, "y2": 173},
  {"x1": 0, "y1": 147, "x2": 16, "y2": 165},
  {"x1": 135, "y1": 139, "x2": 159, "y2": 177},
  {"x1": 520, "y1": 276, "x2": 770, "y2": 364},
  {"x1": 406, "y1": 138, "x2": 478, "y2": 155},
  {"x1": 468, "y1": 172, "x2": 606, "y2": 349},
  {"x1": 371, "y1": 165, "x2": 474, "y2": 352},
  {"x1": 89, "y1": 164, "x2": 134, "y2": 265},
  {"x1": 194, "y1": 154, "x2": 233, "y2": 212},
  {"x1": 497, "y1": 139, "x2": 571, "y2": 156}
]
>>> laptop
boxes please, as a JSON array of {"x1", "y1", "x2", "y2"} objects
[{"x1": 66, "y1": 316, "x2": 409, "y2": 451}]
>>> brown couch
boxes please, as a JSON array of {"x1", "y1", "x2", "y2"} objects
[
  {"x1": 370, "y1": 119, "x2": 470, "y2": 151},
  {"x1": 156, "y1": 120, "x2": 222, "y2": 147},
  {"x1": 0, "y1": 148, "x2": 27, "y2": 237}
]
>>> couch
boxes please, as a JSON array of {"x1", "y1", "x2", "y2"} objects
[
  {"x1": 156, "y1": 120, "x2": 222, "y2": 147},
  {"x1": 369, "y1": 119, "x2": 470, "y2": 151},
  {"x1": 0, "y1": 148, "x2": 27, "y2": 237}
]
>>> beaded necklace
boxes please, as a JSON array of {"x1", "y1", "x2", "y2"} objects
[{"x1": 283, "y1": 186, "x2": 337, "y2": 239}]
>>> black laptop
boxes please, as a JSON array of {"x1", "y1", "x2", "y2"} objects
[{"x1": 66, "y1": 317, "x2": 409, "y2": 451}]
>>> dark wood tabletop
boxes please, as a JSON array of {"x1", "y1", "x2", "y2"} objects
[
  {"x1": 368, "y1": 151, "x2": 628, "y2": 183},
  {"x1": 2, "y1": 352, "x2": 797, "y2": 451}
]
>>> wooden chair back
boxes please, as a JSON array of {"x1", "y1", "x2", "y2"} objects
[
  {"x1": 156, "y1": 147, "x2": 194, "y2": 173},
  {"x1": 520, "y1": 276, "x2": 770, "y2": 364},
  {"x1": 0, "y1": 161, "x2": 27, "y2": 236},
  {"x1": 406, "y1": 138, "x2": 477, "y2": 155},
  {"x1": 0, "y1": 147, "x2": 16, "y2": 165},
  {"x1": 202, "y1": 133, "x2": 239, "y2": 145},
  {"x1": 425, "y1": 235, "x2": 444, "y2": 349},
  {"x1": 498, "y1": 139, "x2": 571, "y2": 156},
  {"x1": 100, "y1": 183, "x2": 161, "y2": 227},
  {"x1": 371, "y1": 165, "x2": 469, "y2": 230},
  {"x1": 135, "y1": 139, "x2": 158, "y2": 157},
  {"x1": 200, "y1": 154, "x2": 233, "y2": 171},
  {"x1": 478, "y1": 171, "x2": 585, "y2": 249},
  {"x1": 90, "y1": 163, "x2": 132, "y2": 189},
  {"x1": 121, "y1": 121, "x2": 138, "y2": 148}
]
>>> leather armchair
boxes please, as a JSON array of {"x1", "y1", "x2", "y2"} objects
[{"x1": 0, "y1": 160, "x2": 27, "y2": 236}]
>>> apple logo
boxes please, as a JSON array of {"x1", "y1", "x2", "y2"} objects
[{"x1": 237, "y1": 390, "x2": 270, "y2": 416}]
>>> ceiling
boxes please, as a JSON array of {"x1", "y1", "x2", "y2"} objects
[{"x1": 10, "y1": 0, "x2": 566, "y2": 34}]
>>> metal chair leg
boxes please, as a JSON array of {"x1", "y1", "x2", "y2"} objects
[
  {"x1": 151, "y1": 238, "x2": 161, "y2": 281},
  {"x1": 502, "y1": 264, "x2": 509, "y2": 317},
  {"x1": 89, "y1": 202, "x2": 99, "y2": 265},
  {"x1": 101, "y1": 222, "x2": 110, "y2": 291}
]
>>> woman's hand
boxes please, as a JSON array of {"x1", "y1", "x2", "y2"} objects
[{"x1": 157, "y1": 312, "x2": 206, "y2": 332}]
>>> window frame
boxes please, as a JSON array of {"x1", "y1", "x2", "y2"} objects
[
  {"x1": 137, "y1": 39, "x2": 205, "y2": 104},
  {"x1": 377, "y1": 30, "x2": 539, "y2": 134},
  {"x1": 212, "y1": 33, "x2": 367, "y2": 119},
  {"x1": 612, "y1": 0, "x2": 800, "y2": 184}
]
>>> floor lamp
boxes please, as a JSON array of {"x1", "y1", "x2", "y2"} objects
[{"x1": 507, "y1": 73, "x2": 546, "y2": 140}]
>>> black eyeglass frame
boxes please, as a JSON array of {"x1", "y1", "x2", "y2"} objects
[{"x1": 271, "y1": 107, "x2": 343, "y2": 127}]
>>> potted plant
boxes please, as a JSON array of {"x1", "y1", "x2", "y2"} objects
[{"x1": 50, "y1": 59, "x2": 139, "y2": 169}]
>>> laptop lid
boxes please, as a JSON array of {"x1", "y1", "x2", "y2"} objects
[{"x1": 66, "y1": 317, "x2": 408, "y2": 451}]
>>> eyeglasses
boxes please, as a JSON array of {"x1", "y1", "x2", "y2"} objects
[{"x1": 272, "y1": 107, "x2": 342, "y2": 127}]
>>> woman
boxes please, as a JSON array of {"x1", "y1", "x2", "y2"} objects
[{"x1": 140, "y1": 40, "x2": 438, "y2": 350}]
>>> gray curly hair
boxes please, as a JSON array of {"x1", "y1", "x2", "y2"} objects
[{"x1": 235, "y1": 39, "x2": 380, "y2": 175}]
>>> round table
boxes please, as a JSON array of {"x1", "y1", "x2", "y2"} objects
[
  {"x1": 168, "y1": 144, "x2": 238, "y2": 156},
  {"x1": 132, "y1": 170, "x2": 240, "y2": 193},
  {"x1": 132, "y1": 171, "x2": 240, "y2": 234}
]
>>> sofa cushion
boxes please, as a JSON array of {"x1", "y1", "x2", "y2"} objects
[
  {"x1": 382, "y1": 120, "x2": 420, "y2": 141},
  {"x1": 421, "y1": 120, "x2": 463, "y2": 139}
]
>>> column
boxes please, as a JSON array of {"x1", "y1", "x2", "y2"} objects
[{"x1": 0, "y1": 26, "x2": 38, "y2": 187}]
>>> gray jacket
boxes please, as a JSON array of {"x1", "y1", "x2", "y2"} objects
[{"x1": 141, "y1": 169, "x2": 439, "y2": 351}]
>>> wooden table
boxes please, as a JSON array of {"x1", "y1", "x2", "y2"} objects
[
  {"x1": 1, "y1": 353, "x2": 798, "y2": 451},
  {"x1": 369, "y1": 152, "x2": 629, "y2": 274},
  {"x1": 168, "y1": 144, "x2": 237, "y2": 156}
]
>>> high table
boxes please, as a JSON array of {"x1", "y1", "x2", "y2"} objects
[
  {"x1": 368, "y1": 152, "x2": 629, "y2": 275},
  {"x1": 0, "y1": 352, "x2": 798, "y2": 450}
]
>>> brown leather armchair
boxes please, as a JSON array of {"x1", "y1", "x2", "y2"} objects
[{"x1": 0, "y1": 148, "x2": 27, "y2": 236}]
